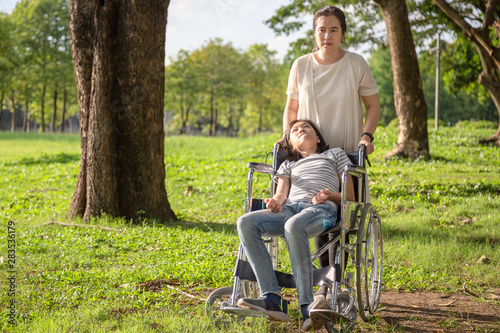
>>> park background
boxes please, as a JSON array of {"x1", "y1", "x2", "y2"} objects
[{"x1": 0, "y1": 0, "x2": 499, "y2": 332}]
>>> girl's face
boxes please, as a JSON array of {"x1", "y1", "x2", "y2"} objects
[
  {"x1": 289, "y1": 121, "x2": 320, "y2": 152},
  {"x1": 314, "y1": 15, "x2": 344, "y2": 54}
]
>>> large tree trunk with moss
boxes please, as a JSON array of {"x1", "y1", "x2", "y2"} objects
[
  {"x1": 376, "y1": 0, "x2": 430, "y2": 159},
  {"x1": 69, "y1": 0, "x2": 176, "y2": 222}
]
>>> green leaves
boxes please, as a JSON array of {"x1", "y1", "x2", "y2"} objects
[{"x1": 165, "y1": 40, "x2": 288, "y2": 136}]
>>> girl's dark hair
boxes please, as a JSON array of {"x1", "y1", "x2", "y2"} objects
[
  {"x1": 312, "y1": 5, "x2": 347, "y2": 52},
  {"x1": 282, "y1": 119, "x2": 329, "y2": 161}
]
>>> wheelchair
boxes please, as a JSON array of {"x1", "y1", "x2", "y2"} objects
[{"x1": 206, "y1": 143, "x2": 383, "y2": 332}]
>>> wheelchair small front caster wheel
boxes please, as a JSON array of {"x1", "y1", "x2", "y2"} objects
[
  {"x1": 324, "y1": 294, "x2": 357, "y2": 333},
  {"x1": 205, "y1": 287, "x2": 243, "y2": 327}
]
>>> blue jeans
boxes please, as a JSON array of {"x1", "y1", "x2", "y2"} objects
[{"x1": 236, "y1": 202, "x2": 338, "y2": 306}]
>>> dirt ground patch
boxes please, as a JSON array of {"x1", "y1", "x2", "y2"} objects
[
  {"x1": 201, "y1": 288, "x2": 500, "y2": 332},
  {"x1": 363, "y1": 290, "x2": 500, "y2": 333},
  {"x1": 192, "y1": 284, "x2": 500, "y2": 332}
]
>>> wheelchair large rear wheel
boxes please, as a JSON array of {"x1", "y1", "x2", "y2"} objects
[
  {"x1": 355, "y1": 204, "x2": 383, "y2": 321},
  {"x1": 205, "y1": 287, "x2": 242, "y2": 326}
]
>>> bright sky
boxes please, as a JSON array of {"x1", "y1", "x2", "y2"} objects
[{"x1": 0, "y1": 0, "x2": 310, "y2": 62}]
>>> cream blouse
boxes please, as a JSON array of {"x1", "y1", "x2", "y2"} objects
[{"x1": 286, "y1": 51, "x2": 379, "y2": 153}]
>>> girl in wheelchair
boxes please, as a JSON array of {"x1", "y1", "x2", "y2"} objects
[{"x1": 236, "y1": 119, "x2": 355, "y2": 330}]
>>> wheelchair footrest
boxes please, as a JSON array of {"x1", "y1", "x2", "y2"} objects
[
  {"x1": 309, "y1": 309, "x2": 354, "y2": 323},
  {"x1": 220, "y1": 304, "x2": 269, "y2": 318},
  {"x1": 235, "y1": 259, "x2": 336, "y2": 288}
]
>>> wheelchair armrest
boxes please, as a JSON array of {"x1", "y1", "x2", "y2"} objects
[
  {"x1": 342, "y1": 165, "x2": 367, "y2": 203},
  {"x1": 247, "y1": 162, "x2": 274, "y2": 175},
  {"x1": 344, "y1": 165, "x2": 366, "y2": 178}
]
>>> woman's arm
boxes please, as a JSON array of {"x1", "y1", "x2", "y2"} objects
[
  {"x1": 360, "y1": 93, "x2": 381, "y2": 155},
  {"x1": 283, "y1": 97, "x2": 299, "y2": 132},
  {"x1": 312, "y1": 173, "x2": 355, "y2": 205},
  {"x1": 265, "y1": 177, "x2": 291, "y2": 212}
]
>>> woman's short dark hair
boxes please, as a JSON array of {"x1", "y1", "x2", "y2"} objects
[
  {"x1": 282, "y1": 119, "x2": 329, "y2": 160},
  {"x1": 312, "y1": 5, "x2": 347, "y2": 52}
]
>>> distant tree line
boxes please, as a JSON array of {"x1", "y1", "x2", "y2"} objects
[
  {"x1": 0, "y1": 0, "x2": 498, "y2": 136},
  {"x1": 165, "y1": 39, "x2": 498, "y2": 136},
  {"x1": 0, "y1": 0, "x2": 77, "y2": 133},
  {"x1": 164, "y1": 39, "x2": 289, "y2": 136}
]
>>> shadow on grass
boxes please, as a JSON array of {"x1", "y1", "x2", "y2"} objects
[
  {"x1": 2, "y1": 152, "x2": 81, "y2": 166},
  {"x1": 372, "y1": 182, "x2": 500, "y2": 199},
  {"x1": 140, "y1": 218, "x2": 239, "y2": 236},
  {"x1": 383, "y1": 224, "x2": 499, "y2": 246}
]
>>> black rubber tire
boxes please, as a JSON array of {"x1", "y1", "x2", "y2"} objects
[{"x1": 355, "y1": 204, "x2": 383, "y2": 321}]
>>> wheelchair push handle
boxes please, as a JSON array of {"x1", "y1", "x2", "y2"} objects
[{"x1": 358, "y1": 144, "x2": 368, "y2": 168}]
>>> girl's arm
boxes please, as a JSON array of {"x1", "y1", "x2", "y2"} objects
[
  {"x1": 312, "y1": 172, "x2": 355, "y2": 205},
  {"x1": 265, "y1": 177, "x2": 290, "y2": 213}
]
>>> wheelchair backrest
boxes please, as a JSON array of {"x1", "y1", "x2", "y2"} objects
[{"x1": 272, "y1": 142, "x2": 364, "y2": 172}]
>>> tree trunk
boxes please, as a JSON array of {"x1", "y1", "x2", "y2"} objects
[
  {"x1": 432, "y1": 0, "x2": 500, "y2": 146},
  {"x1": 60, "y1": 88, "x2": 67, "y2": 133},
  {"x1": 213, "y1": 100, "x2": 218, "y2": 136},
  {"x1": 31, "y1": 114, "x2": 36, "y2": 133},
  {"x1": 0, "y1": 91, "x2": 4, "y2": 131},
  {"x1": 477, "y1": 60, "x2": 500, "y2": 146},
  {"x1": 179, "y1": 93, "x2": 186, "y2": 134},
  {"x1": 22, "y1": 87, "x2": 28, "y2": 132},
  {"x1": 10, "y1": 92, "x2": 15, "y2": 133},
  {"x1": 181, "y1": 106, "x2": 191, "y2": 134},
  {"x1": 41, "y1": 84, "x2": 46, "y2": 132},
  {"x1": 24, "y1": 86, "x2": 30, "y2": 133},
  {"x1": 209, "y1": 86, "x2": 214, "y2": 136},
  {"x1": 234, "y1": 103, "x2": 244, "y2": 135},
  {"x1": 51, "y1": 88, "x2": 58, "y2": 133},
  {"x1": 376, "y1": 0, "x2": 430, "y2": 159},
  {"x1": 68, "y1": 114, "x2": 73, "y2": 133},
  {"x1": 69, "y1": 0, "x2": 176, "y2": 222},
  {"x1": 258, "y1": 100, "x2": 262, "y2": 133},
  {"x1": 226, "y1": 106, "x2": 233, "y2": 137}
]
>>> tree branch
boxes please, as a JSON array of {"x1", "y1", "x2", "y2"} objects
[
  {"x1": 432, "y1": 0, "x2": 500, "y2": 67},
  {"x1": 483, "y1": 0, "x2": 500, "y2": 28}
]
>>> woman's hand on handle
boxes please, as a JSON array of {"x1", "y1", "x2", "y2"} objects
[{"x1": 359, "y1": 138, "x2": 374, "y2": 155}]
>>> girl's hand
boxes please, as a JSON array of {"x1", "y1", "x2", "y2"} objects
[
  {"x1": 312, "y1": 189, "x2": 331, "y2": 204},
  {"x1": 265, "y1": 198, "x2": 282, "y2": 212}
]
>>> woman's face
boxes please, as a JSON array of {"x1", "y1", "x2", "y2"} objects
[
  {"x1": 289, "y1": 121, "x2": 320, "y2": 152},
  {"x1": 314, "y1": 15, "x2": 344, "y2": 54}
]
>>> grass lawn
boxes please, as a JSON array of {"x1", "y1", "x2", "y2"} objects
[{"x1": 0, "y1": 122, "x2": 499, "y2": 332}]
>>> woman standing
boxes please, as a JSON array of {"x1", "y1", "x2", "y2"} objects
[
  {"x1": 282, "y1": 5, "x2": 381, "y2": 293},
  {"x1": 283, "y1": 5, "x2": 380, "y2": 155}
]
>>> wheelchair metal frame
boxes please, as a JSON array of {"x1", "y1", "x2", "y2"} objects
[{"x1": 206, "y1": 143, "x2": 383, "y2": 332}]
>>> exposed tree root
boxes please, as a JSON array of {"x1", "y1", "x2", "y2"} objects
[
  {"x1": 34, "y1": 219, "x2": 122, "y2": 232},
  {"x1": 479, "y1": 132, "x2": 500, "y2": 146},
  {"x1": 384, "y1": 143, "x2": 430, "y2": 160}
]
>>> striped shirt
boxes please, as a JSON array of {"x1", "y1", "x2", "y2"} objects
[{"x1": 275, "y1": 148, "x2": 351, "y2": 209}]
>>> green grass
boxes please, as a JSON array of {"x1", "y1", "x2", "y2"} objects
[{"x1": 0, "y1": 122, "x2": 499, "y2": 332}]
